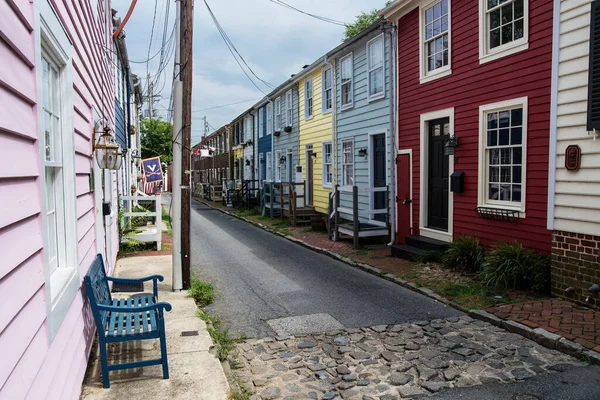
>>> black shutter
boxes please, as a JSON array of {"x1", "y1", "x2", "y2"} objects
[{"x1": 587, "y1": 0, "x2": 600, "y2": 130}]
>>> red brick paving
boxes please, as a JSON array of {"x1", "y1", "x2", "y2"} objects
[{"x1": 486, "y1": 299, "x2": 600, "y2": 352}]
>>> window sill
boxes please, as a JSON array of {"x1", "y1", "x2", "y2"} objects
[
  {"x1": 340, "y1": 104, "x2": 354, "y2": 112},
  {"x1": 323, "y1": 183, "x2": 333, "y2": 189},
  {"x1": 480, "y1": 41, "x2": 529, "y2": 64},
  {"x1": 477, "y1": 203, "x2": 526, "y2": 218},
  {"x1": 48, "y1": 267, "x2": 79, "y2": 341},
  {"x1": 305, "y1": 116, "x2": 313, "y2": 121},
  {"x1": 420, "y1": 68, "x2": 452, "y2": 84},
  {"x1": 368, "y1": 93, "x2": 385, "y2": 103},
  {"x1": 322, "y1": 110, "x2": 332, "y2": 115}
]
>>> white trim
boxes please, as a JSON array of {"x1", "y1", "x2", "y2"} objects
[
  {"x1": 397, "y1": 149, "x2": 413, "y2": 238},
  {"x1": 274, "y1": 96, "x2": 282, "y2": 132},
  {"x1": 340, "y1": 52, "x2": 354, "y2": 111},
  {"x1": 478, "y1": 0, "x2": 529, "y2": 64},
  {"x1": 304, "y1": 77, "x2": 313, "y2": 120},
  {"x1": 477, "y1": 97, "x2": 528, "y2": 216},
  {"x1": 267, "y1": 103, "x2": 273, "y2": 135},
  {"x1": 367, "y1": 34, "x2": 386, "y2": 102},
  {"x1": 322, "y1": 66, "x2": 333, "y2": 113},
  {"x1": 419, "y1": 108, "x2": 454, "y2": 242},
  {"x1": 322, "y1": 141, "x2": 333, "y2": 188},
  {"x1": 341, "y1": 138, "x2": 355, "y2": 186},
  {"x1": 35, "y1": 0, "x2": 79, "y2": 342},
  {"x1": 367, "y1": 131, "x2": 389, "y2": 227},
  {"x1": 547, "y1": 0, "x2": 560, "y2": 230},
  {"x1": 419, "y1": 0, "x2": 452, "y2": 84}
]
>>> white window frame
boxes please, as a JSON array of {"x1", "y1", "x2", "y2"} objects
[
  {"x1": 367, "y1": 34, "x2": 385, "y2": 101},
  {"x1": 267, "y1": 103, "x2": 273, "y2": 135},
  {"x1": 35, "y1": 0, "x2": 79, "y2": 342},
  {"x1": 266, "y1": 151, "x2": 272, "y2": 181},
  {"x1": 304, "y1": 78, "x2": 313, "y2": 119},
  {"x1": 419, "y1": 0, "x2": 452, "y2": 84},
  {"x1": 478, "y1": 97, "x2": 528, "y2": 214},
  {"x1": 322, "y1": 66, "x2": 333, "y2": 113},
  {"x1": 340, "y1": 53, "x2": 354, "y2": 110},
  {"x1": 322, "y1": 141, "x2": 333, "y2": 188},
  {"x1": 479, "y1": 0, "x2": 529, "y2": 64},
  {"x1": 275, "y1": 97, "x2": 282, "y2": 131},
  {"x1": 286, "y1": 89, "x2": 293, "y2": 128},
  {"x1": 342, "y1": 139, "x2": 354, "y2": 186}
]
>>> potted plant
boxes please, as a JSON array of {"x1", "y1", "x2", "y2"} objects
[
  {"x1": 284, "y1": 126, "x2": 292, "y2": 133},
  {"x1": 273, "y1": 131, "x2": 281, "y2": 137}
]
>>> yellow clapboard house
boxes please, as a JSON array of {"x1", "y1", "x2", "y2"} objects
[{"x1": 297, "y1": 58, "x2": 335, "y2": 215}]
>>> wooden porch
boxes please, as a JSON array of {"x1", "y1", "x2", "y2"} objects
[{"x1": 328, "y1": 185, "x2": 390, "y2": 249}]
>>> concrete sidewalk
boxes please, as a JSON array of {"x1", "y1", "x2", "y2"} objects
[{"x1": 80, "y1": 255, "x2": 229, "y2": 400}]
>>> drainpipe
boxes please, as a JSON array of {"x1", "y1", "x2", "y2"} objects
[
  {"x1": 252, "y1": 111, "x2": 256, "y2": 185},
  {"x1": 387, "y1": 24, "x2": 397, "y2": 246}
]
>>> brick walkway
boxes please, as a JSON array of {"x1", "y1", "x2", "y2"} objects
[{"x1": 486, "y1": 299, "x2": 600, "y2": 353}]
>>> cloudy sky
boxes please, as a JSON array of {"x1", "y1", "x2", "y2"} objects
[{"x1": 112, "y1": 0, "x2": 387, "y2": 144}]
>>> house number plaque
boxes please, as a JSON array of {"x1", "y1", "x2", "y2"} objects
[{"x1": 565, "y1": 145, "x2": 581, "y2": 171}]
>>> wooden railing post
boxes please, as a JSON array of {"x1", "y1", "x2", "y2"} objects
[
  {"x1": 269, "y1": 182, "x2": 274, "y2": 219},
  {"x1": 353, "y1": 185, "x2": 359, "y2": 249},
  {"x1": 334, "y1": 185, "x2": 340, "y2": 241}
]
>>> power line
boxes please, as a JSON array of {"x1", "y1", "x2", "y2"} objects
[
  {"x1": 191, "y1": 97, "x2": 262, "y2": 113},
  {"x1": 202, "y1": 0, "x2": 275, "y2": 94},
  {"x1": 268, "y1": 0, "x2": 348, "y2": 26},
  {"x1": 145, "y1": 0, "x2": 159, "y2": 95}
]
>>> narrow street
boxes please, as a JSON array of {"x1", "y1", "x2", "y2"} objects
[
  {"x1": 183, "y1": 197, "x2": 460, "y2": 338},
  {"x1": 166, "y1": 196, "x2": 600, "y2": 399}
]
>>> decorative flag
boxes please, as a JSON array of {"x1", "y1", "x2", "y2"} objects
[{"x1": 142, "y1": 156, "x2": 163, "y2": 183}]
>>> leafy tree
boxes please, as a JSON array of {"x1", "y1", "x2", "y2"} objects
[
  {"x1": 140, "y1": 117, "x2": 173, "y2": 165},
  {"x1": 343, "y1": 1, "x2": 393, "y2": 41}
]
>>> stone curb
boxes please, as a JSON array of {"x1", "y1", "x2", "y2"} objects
[{"x1": 196, "y1": 199, "x2": 600, "y2": 365}]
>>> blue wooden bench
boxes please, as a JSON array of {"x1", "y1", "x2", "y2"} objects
[{"x1": 84, "y1": 254, "x2": 172, "y2": 388}]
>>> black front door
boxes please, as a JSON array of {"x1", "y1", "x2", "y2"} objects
[
  {"x1": 427, "y1": 118, "x2": 449, "y2": 231},
  {"x1": 373, "y1": 134, "x2": 386, "y2": 222}
]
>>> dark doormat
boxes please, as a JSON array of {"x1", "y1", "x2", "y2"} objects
[{"x1": 112, "y1": 281, "x2": 144, "y2": 293}]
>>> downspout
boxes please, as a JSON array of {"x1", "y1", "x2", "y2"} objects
[
  {"x1": 387, "y1": 24, "x2": 397, "y2": 246},
  {"x1": 547, "y1": 0, "x2": 561, "y2": 231},
  {"x1": 126, "y1": 66, "x2": 131, "y2": 150}
]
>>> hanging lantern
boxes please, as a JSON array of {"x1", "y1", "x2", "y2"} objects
[
  {"x1": 444, "y1": 135, "x2": 459, "y2": 156},
  {"x1": 94, "y1": 126, "x2": 124, "y2": 170}
]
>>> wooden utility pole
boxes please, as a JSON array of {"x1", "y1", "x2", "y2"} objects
[{"x1": 180, "y1": 0, "x2": 193, "y2": 289}]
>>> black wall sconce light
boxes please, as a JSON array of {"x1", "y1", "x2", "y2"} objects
[
  {"x1": 311, "y1": 152, "x2": 318, "y2": 160},
  {"x1": 245, "y1": 159, "x2": 251, "y2": 166},
  {"x1": 358, "y1": 148, "x2": 368, "y2": 157},
  {"x1": 444, "y1": 135, "x2": 458, "y2": 155},
  {"x1": 279, "y1": 156, "x2": 286, "y2": 164}
]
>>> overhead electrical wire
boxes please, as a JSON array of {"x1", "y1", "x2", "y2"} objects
[
  {"x1": 268, "y1": 0, "x2": 348, "y2": 26},
  {"x1": 144, "y1": 0, "x2": 160, "y2": 95},
  {"x1": 203, "y1": 0, "x2": 275, "y2": 95},
  {"x1": 191, "y1": 97, "x2": 262, "y2": 113}
]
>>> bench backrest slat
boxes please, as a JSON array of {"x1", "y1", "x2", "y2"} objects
[{"x1": 84, "y1": 254, "x2": 112, "y2": 336}]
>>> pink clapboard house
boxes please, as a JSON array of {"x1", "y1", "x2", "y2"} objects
[{"x1": 0, "y1": 0, "x2": 121, "y2": 398}]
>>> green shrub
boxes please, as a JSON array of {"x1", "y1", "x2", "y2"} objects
[
  {"x1": 442, "y1": 235, "x2": 485, "y2": 273},
  {"x1": 188, "y1": 276, "x2": 216, "y2": 307},
  {"x1": 480, "y1": 241, "x2": 550, "y2": 294}
]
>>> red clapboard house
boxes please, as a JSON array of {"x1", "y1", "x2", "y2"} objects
[{"x1": 381, "y1": 0, "x2": 553, "y2": 257}]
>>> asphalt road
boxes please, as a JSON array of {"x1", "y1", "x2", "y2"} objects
[{"x1": 181, "y1": 197, "x2": 461, "y2": 338}]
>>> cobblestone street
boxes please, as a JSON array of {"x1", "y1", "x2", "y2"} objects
[{"x1": 232, "y1": 316, "x2": 582, "y2": 399}]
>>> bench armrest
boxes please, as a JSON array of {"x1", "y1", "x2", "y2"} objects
[
  {"x1": 97, "y1": 301, "x2": 173, "y2": 313},
  {"x1": 106, "y1": 275, "x2": 164, "y2": 298}
]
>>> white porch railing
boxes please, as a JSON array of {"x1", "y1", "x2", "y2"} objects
[{"x1": 121, "y1": 194, "x2": 162, "y2": 250}]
